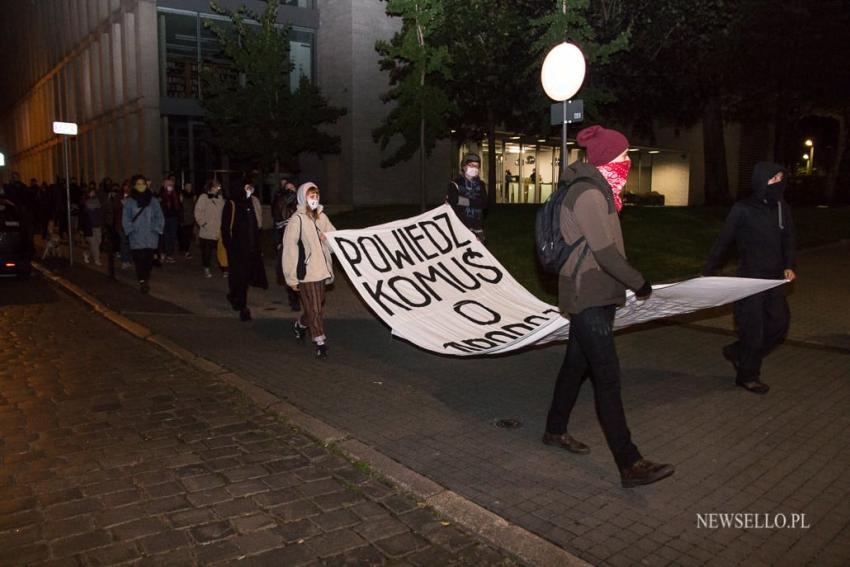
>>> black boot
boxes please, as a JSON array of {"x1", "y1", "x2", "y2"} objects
[
  {"x1": 293, "y1": 321, "x2": 307, "y2": 341},
  {"x1": 239, "y1": 308, "x2": 252, "y2": 322}
]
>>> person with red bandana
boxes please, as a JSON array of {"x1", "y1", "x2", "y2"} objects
[{"x1": 542, "y1": 125, "x2": 675, "y2": 488}]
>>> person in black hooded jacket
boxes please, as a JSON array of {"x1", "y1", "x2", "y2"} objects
[
  {"x1": 221, "y1": 177, "x2": 268, "y2": 321},
  {"x1": 703, "y1": 161, "x2": 797, "y2": 394}
]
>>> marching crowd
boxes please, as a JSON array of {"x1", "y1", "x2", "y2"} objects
[
  {"x1": 2, "y1": 124, "x2": 796, "y2": 488},
  {"x1": 2, "y1": 172, "x2": 337, "y2": 359}
]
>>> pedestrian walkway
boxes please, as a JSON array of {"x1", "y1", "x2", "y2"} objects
[
  {"x1": 32, "y1": 239, "x2": 850, "y2": 566},
  {"x1": 0, "y1": 276, "x2": 520, "y2": 566}
]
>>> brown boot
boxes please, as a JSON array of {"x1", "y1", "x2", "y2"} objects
[
  {"x1": 620, "y1": 459, "x2": 675, "y2": 488},
  {"x1": 542, "y1": 432, "x2": 590, "y2": 454}
]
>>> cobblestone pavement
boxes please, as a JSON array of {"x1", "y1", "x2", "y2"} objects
[
  {"x1": 0, "y1": 276, "x2": 520, "y2": 566},
  {"x1": 31, "y1": 241, "x2": 850, "y2": 567}
]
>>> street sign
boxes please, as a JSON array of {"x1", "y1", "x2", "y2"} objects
[{"x1": 550, "y1": 100, "x2": 584, "y2": 126}]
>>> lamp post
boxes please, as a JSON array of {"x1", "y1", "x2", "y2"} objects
[
  {"x1": 804, "y1": 139, "x2": 814, "y2": 175},
  {"x1": 540, "y1": 3, "x2": 586, "y2": 181},
  {"x1": 52, "y1": 121, "x2": 78, "y2": 266}
]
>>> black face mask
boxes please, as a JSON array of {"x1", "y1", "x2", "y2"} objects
[{"x1": 765, "y1": 179, "x2": 786, "y2": 202}]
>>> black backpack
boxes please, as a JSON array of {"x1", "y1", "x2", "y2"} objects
[{"x1": 535, "y1": 176, "x2": 603, "y2": 274}]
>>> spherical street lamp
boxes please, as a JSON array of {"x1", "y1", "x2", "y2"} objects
[
  {"x1": 541, "y1": 42, "x2": 586, "y2": 102},
  {"x1": 541, "y1": 41, "x2": 586, "y2": 180}
]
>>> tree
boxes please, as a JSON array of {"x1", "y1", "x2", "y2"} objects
[
  {"x1": 201, "y1": 0, "x2": 345, "y2": 178},
  {"x1": 373, "y1": 0, "x2": 454, "y2": 211},
  {"x1": 605, "y1": 0, "x2": 736, "y2": 205}
]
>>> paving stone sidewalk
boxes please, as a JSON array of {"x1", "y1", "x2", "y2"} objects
[
  {"x1": 0, "y1": 276, "x2": 521, "y2": 566},
  {"x1": 33, "y1": 242, "x2": 850, "y2": 567}
]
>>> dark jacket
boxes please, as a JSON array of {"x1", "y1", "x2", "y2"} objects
[
  {"x1": 558, "y1": 161, "x2": 646, "y2": 314},
  {"x1": 703, "y1": 162, "x2": 795, "y2": 279},
  {"x1": 447, "y1": 175, "x2": 487, "y2": 234},
  {"x1": 221, "y1": 192, "x2": 268, "y2": 290}
]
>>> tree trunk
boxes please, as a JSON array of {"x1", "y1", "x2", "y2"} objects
[
  {"x1": 487, "y1": 108, "x2": 497, "y2": 208},
  {"x1": 702, "y1": 96, "x2": 730, "y2": 205}
]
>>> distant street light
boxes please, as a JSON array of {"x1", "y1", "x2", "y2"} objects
[
  {"x1": 53, "y1": 121, "x2": 78, "y2": 266},
  {"x1": 804, "y1": 139, "x2": 814, "y2": 175},
  {"x1": 0, "y1": 151, "x2": 5, "y2": 167}
]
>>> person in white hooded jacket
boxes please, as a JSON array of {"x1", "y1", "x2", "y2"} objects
[{"x1": 282, "y1": 182, "x2": 336, "y2": 358}]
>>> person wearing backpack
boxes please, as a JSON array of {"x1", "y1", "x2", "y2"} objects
[
  {"x1": 542, "y1": 125, "x2": 674, "y2": 489},
  {"x1": 122, "y1": 174, "x2": 164, "y2": 294}
]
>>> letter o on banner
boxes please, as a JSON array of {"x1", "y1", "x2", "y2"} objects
[{"x1": 453, "y1": 300, "x2": 501, "y2": 326}]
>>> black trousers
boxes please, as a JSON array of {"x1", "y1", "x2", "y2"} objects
[
  {"x1": 226, "y1": 255, "x2": 258, "y2": 312},
  {"x1": 546, "y1": 304, "x2": 642, "y2": 470},
  {"x1": 178, "y1": 224, "x2": 193, "y2": 253},
  {"x1": 728, "y1": 286, "x2": 790, "y2": 380},
  {"x1": 131, "y1": 248, "x2": 155, "y2": 283},
  {"x1": 199, "y1": 238, "x2": 217, "y2": 269}
]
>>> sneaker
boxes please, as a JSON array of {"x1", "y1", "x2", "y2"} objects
[
  {"x1": 83, "y1": 253, "x2": 90, "y2": 264},
  {"x1": 222, "y1": 271, "x2": 228, "y2": 279},
  {"x1": 121, "y1": 262, "x2": 131, "y2": 270},
  {"x1": 164, "y1": 256, "x2": 176, "y2": 264},
  {"x1": 94, "y1": 259, "x2": 102, "y2": 266},
  {"x1": 293, "y1": 321, "x2": 307, "y2": 341},
  {"x1": 139, "y1": 281, "x2": 150, "y2": 294},
  {"x1": 239, "y1": 308, "x2": 252, "y2": 322},
  {"x1": 620, "y1": 459, "x2": 675, "y2": 488},
  {"x1": 542, "y1": 432, "x2": 591, "y2": 454},
  {"x1": 184, "y1": 252, "x2": 192, "y2": 260},
  {"x1": 316, "y1": 343, "x2": 328, "y2": 359},
  {"x1": 204, "y1": 268, "x2": 212, "y2": 278}
]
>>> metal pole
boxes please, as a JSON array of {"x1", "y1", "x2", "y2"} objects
[
  {"x1": 560, "y1": 100, "x2": 568, "y2": 180},
  {"x1": 64, "y1": 136, "x2": 73, "y2": 267},
  {"x1": 809, "y1": 143, "x2": 814, "y2": 175}
]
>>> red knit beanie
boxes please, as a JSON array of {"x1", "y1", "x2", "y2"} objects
[{"x1": 576, "y1": 125, "x2": 629, "y2": 166}]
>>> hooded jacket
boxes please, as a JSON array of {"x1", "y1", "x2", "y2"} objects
[
  {"x1": 704, "y1": 162, "x2": 795, "y2": 279},
  {"x1": 558, "y1": 161, "x2": 646, "y2": 314},
  {"x1": 281, "y1": 183, "x2": 336, "y2": 286}
]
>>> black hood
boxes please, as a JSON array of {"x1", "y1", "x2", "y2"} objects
[{"x1": 751, "y1": 161, "x2": 786, "y2": 201}]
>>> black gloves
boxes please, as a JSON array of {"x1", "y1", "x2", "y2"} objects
[{"x1": 635, "y1": 280, "x2": 652, "y2": 300}]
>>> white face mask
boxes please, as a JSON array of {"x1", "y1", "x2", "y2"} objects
[
  {"x1": 465, "y1": 167, "x2": 479, "y2": 179},
  {"x1": 307, "y1": 197, "x2": 320, "y2": 210}
]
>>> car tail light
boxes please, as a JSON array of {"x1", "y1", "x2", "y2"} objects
[{"x1": 4, "y1": 262, "x2": 15, "y2": 268}]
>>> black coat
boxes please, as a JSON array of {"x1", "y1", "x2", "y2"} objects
[
  {"x1": 221, "y1": 194, "x2": 268, "y2": 290},
  {"x1": 704, "y1": 162, "x2": 796, "y2": 279}
]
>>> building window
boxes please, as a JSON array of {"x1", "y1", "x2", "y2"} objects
[
  {"x1": 159, "y1": 10, "x2": 199, "y2": 99},
  {"x1": 289, "y1": 27, "x2": 314, "y2": 91}
]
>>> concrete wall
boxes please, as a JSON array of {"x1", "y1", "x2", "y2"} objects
[
  {"x1": 306, "y1": 0, "x2": 451, "y2": 206},
  {"x1": 0, "y1": 0, "x2": 162, "y2": 185},
  {"x1": 649, "y1": 153, "x2": 690, "y2": 206}
]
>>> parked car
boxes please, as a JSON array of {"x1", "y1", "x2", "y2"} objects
[{"x1": 0, "y1": 199, "x2": 33, "y2": 277}]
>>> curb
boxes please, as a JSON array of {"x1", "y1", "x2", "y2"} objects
[{"x1": 33, "y1": 261, "x2": 590, "y2": 567}]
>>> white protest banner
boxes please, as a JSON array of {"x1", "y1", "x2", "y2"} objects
[{"x1": 326, "y1": 205, "x2": 786, "y2": 356}]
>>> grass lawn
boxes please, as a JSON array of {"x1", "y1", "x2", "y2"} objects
[{"x1": 329, "y1": 204, "x2": 850, "y2": 304}]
